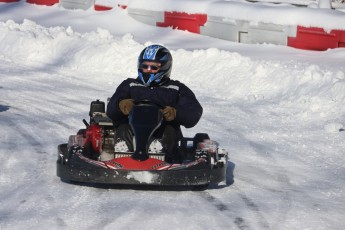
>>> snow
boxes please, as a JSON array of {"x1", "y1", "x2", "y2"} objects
[
  {"x1": 127, "y1": 0, "x2": 345, "y2": 30},
  {"x1": 127, "y1": 171, "x2": 159, "y2": 184},
  {"x1": 1, "y1": 1, "x2": 345, "y2": 230}
]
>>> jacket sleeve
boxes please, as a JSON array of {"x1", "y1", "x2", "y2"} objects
[
  {"x1": 106, "y1": 79, "x2": 131, "y2": 124},
  {"x1": 175, "y1": 82, "x2": 203, "y2": 128}
]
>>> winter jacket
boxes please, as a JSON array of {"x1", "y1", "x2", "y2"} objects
[{"x1": 106, "y1": 77, "x2": 203, "y2": 129}]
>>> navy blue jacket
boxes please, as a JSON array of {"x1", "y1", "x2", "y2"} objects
[{"x1": 106, "y1": 77, "x2": 203, "y2": 129}]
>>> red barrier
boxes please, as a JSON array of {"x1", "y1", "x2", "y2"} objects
[
  {"x1": 288, "y1": 26, "x2": 345, "y2": 51},
  {"x1": 94, "y1": 5, "x2": 113, "y2": 11},
  {"x1": 339, "y1": 30, "x2": 345, "y2": 48},
  {"x1": 156, "y1": 12, "x2": 207, "y2": 34},
  {"x1": 26, "y1": 0, "x2": 58, "y2": 5},
  {"x1": 118, "y1": 4, "x2": 127, "y2": 10},
  {"x1": 95, "y1": 3, "x2": 127, "y2": 11}
]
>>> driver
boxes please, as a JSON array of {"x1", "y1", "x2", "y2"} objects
[{"x1": 106, "y1": 45, "x2": 203, "y2": 163}]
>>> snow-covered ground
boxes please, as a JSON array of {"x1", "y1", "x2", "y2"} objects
[{"x1": 1, "y1": 2, "x2": 345, "y2": 230}]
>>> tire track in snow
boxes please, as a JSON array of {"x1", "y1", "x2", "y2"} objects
[
  {"x1": 231, "y1": 150, "x2": 293, "y2": 230},
  {"x1": 2, "y1": 114, "x2": 50, "y2": 176},
  {"x1": 1, "y1": 68, "x2": 113, "y2": 114},
  {"x1": 0, "y1": 110, "x2": 58, "y2": 186},
  {"x1": 194, "y1": 100, "x2": 280, "y2": 229},
  {"x1": 236, "y1": 170, "x2": 315, "y2": 230},
  {"x1": 0, "y1": 114, "x2": 52, "y2": 226},
  {"x1": 10, "y1": 105, "x2": 75, "y2": 130},
  {"x1": 195, "y1": 190, "x2": 269, "y2": 230},
  {"x1": 235, "y1": 189, "x2": 270, "y2": 229},
  {"x1": 234, "y1": 217, "x2": 251, "y2": 230},
  {"x1": 0, "y1": 110, "x2": 77, "y2": 229}
]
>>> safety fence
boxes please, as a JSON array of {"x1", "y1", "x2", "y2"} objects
[{"x1": 1, "y1": 0, "x2": 344, "y2": 51}]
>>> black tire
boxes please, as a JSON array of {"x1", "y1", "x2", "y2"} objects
[
  {"x1": 77, "y1": 129, "x2": 86, "y2": 137},
  {"x1": 193, "y1": 133, "x2": 210, "y2": 149}
]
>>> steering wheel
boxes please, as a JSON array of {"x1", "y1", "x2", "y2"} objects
[{"x1": 134, "y1": 100, "x2": 165, "y2": 109}]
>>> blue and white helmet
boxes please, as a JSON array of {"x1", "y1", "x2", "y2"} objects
[{"x1": 137, "y1": 45, "x2": 172, "y2": 86}]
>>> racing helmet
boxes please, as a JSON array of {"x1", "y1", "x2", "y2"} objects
[{"x1": 137, "y1": 45, "x2": 172, "y2": 86}]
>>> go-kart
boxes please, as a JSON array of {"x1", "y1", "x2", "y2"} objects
[{"x1": 56, "y1": 100, "x2": 228, "y2": 188}]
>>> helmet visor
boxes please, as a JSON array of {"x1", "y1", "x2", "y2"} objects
[{"x1": 141, "y1": 63, "x2": 161, "y2": 71}]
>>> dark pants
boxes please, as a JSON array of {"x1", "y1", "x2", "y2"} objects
[{"x1": 115, "y1": 124, "x2": 180, "y2": 163}]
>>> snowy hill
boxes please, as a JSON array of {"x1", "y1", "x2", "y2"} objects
[{"x1": 1, "y1": 2, "x2": 345, "y2": 229}]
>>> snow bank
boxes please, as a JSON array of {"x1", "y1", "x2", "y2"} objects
[
  {"x1": 0, "y1": 19, "x2": 141, "y2": 76},
  {"x1": 1, "y1": 19, "x2": 345, "y2": 117}
]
